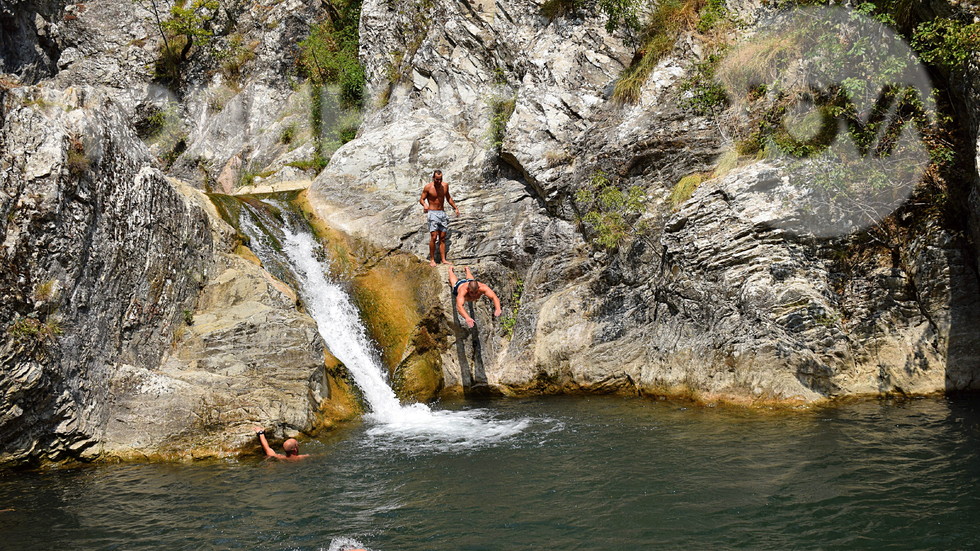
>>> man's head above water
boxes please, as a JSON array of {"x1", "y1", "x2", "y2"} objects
[{"x1": 254, "y1": 428, "x2": 310, "y2": 461}]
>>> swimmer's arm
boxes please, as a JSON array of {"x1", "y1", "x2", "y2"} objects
[
  {"x1": 456, "y1": 293, "x2": 475, "y2": 328},
  {"x1": 254, "y1": 428, "x2": 282, "y2": 459},
  {"x1": 419, "y1": 184, "x2": 430, "y2": 211},
  {"x1": 485, "y1": 287, "x2": 502, "y2": 317}
]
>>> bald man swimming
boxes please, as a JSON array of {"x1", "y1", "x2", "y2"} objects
[{"x1": 254, "y1": 427, "x2": 309, "y2": 461}]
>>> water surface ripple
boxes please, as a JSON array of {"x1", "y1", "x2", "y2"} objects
[{"x1": 1, "y1": 396, "x2": 978, "y2": 550}]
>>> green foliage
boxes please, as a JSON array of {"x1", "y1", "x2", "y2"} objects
[
  {"x1": 911, "y1": 18, "x2": 980, "y2": 71},
  {"x1": 34, "y1": 279, "x2": 57, "y2": 303},
  {"x1": 142, "y1": 108, "x2": 168, "y2": 137},
  {"x1": 299, "y1": 0, "x2": 365, "y2": 109},
  {"x1": 613, "y1": 0, "x2": 722, "y2": 103},
  {"x1": 310, "y1": 81, "x2": 325, "y2": 159},
  {"x1": 182, "y1": 309, "x2": 195, "y2": 325},
  {"x1": 670, "y1": 173, "x2": 704, "y2": 208},
  {"x1": 216, "y1": 33, "x2": 257, "y2": 83},
  {"x1": 500, "y1": 277, "x2": 524, "y2": 337},
  {"x1": 286, "y1": 157, "x2": 329, "y2": 172},
  {"x1": 162, "y1": 0, "x2": 219, "y2": 43},
  {"x1": 280, "y1": 123, "x2": 298, "y2": 145},
  {"x1": 678, "y1": 52, "x2": 729, "y2": 116},
  {"x1": 337, "y1": 123, "x2": 359, "y2": 145},
  {"x1": 7, "y1": 316, "x2": 63, "y2": 358},
  {"x1": 540, "y1": 0, "x2": 586, "y2": 18},
  {"x1": 696, "y1": 0, "x2": 729, "y2": 33},
  {"x1": 239, "y1": 169, "x2": 276, "y2": 188},
  {"x1": 598, "y1": 0, "x2": 643, "y2": 40},
  {"x1": 137, "y1": 0, "x2": 219, "y2": 84},
  {"x1": 487, "y1": 95, "x2": 516, "y2": 151},
  {"x1": 574, "y1": 171, "x2": 647, "y2": 249}
]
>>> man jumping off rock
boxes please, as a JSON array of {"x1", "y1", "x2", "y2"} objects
[
  {"x1": 449, "y1": 266, "x2": 502, "y2": 328},
  {"x1": 419, "y1": 169, "x2": 459, "y2": 266}
]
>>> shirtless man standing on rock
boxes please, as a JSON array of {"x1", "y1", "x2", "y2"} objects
[{"x1": 419, "y1": 170, "x2": 459, "y2": 266}]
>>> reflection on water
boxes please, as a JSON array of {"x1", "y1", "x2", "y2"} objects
[{"x1": 1, "y1": 396, "x2": 978, "y2": 550}]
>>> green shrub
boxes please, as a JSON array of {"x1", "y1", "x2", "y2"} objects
[
  {"x1": 65, "y1": 134, "x2": 92, "y2": 176},
  {"x1": 911, "y1": 18, "x2": 980, "y2": 71},
  {"x1": 678, "y1": 52, "x2": 730, "y2": 116},
  {"x1": 540, "y1": 0, "x2": 586, "y2": 18},
  {"x1": 670, "y1": 173, "x2": 704, "y2": 208},
  {"x1": 137, "y1": 0, "x2": 219, "y2": 84},
  {"x1": 7, "y1": 316, "x2": 63, "y2": 358},
  {"x1": 217, "y1": 34, "x2": 257, "y2": 83},
  {"x1": 500, "y1": 278, "x2": 524, "y2": 337},
  {"x1": 337, "y1": 123, "x2": 358, "y2": 144},
  {"x1": 299, "y1": 0, "x2": 365, "y2": 109},
  {"x1": 574, "y1": 170, "x2": 647, "y2": 249},
  {"x1": 286, "y1": 157, "x2": 329, "y2": 172},
  {"x1": 613, "y1": 0, "x2": 712, "y2": 103},
  {"x1": 280, "y1": 123, "x2": 298, "y2": 145},
  {"x1": 34, "y1": 279, "x2": 58, "y2": 303},
  {"x1": 487, "y1": 95, "x2": 516, "y2": 150}
]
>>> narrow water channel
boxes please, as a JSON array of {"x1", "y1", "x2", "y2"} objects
[{"x1": 1, "y1": 395, "x2": 978, "y2": 550}]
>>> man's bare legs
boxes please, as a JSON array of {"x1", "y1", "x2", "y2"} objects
[
  {"x1": 429, "y1": 231, "x2": 438, "y2": 267},
  {"x1": 447, "y1": 266, "x2": 475, "y2": 288},
  {"x1": 438, "y1": 230, "x2": 452, "y2": 265},
  {"x1": 430, "y1": 230, "x2": 452, "y2": 266}
]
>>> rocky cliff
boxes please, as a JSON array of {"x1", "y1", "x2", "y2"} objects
[
  {"x1": 1, "y1": 0, "x2": 979, "y2": 465},
  {"x1": 307, "y1": 0, "x2": 980, "y2": 403},
  {"x1": 0, "y1": 0, "x2": 346, "y2": 465}
]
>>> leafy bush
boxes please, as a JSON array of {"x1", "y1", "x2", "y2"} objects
[
  {"x1": 487, "y1": 95, "x2": 516, "y2": 151},
  {"x1": 337, "y1": 123, "x2": 359, "y2": 144},
  {"x1": 280, "y1": 123, "x2": 298, "y2": 145},
  {"x1": 7, "y1": 316, "x2": 63, "y2": 359},
  {"x1": 66, "y1": 135, "x2": 91, "y2": 177},
  {"x1": 500, "y1": 277, "x2": 524, "y2": 337},
  {"x1": 613, "y1": 0, "x2": 721, "y2": 103},
  {"x1": 299, "y1": 0, "x2": 365, "y2": 109},
  {"x1": 136, "y1": 0, "x2": 219, "y2": 84},
  {"x1": 217, "y1": 33, "x2": 258, "y2": 84},
  {"x1": 911, "y1": 18, "x2": 980, "y2": 71},
  {"x1": 678, "y1": 52, "x2": 730, "y2": 116},
  {"x1": 574, "y1": 171, "x2": 647, "y2": 249},
  {"x1": 540, "y1": 0, "x2": 586, "y2": 18}
]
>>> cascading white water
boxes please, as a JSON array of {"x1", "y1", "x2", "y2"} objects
[{"x1": 281, "y1": 226, "x2": 529, "y2": 451}]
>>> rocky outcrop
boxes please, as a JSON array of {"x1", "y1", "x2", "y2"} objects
[
  {"x1": 0, "y1": 84, "x2": 213, "y2": 462},
  {"x1": 308, "y1": 0, "x2": 980, "y2": 403},
  {"x1": 0, "y1": 0, "x2": 63, "y2": 83},
  {"x1": 0, "y1": 83, "x2": 344, "y2": 465}
]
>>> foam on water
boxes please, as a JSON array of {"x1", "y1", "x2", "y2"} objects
[{"x1": 281, "y1": 227, "x2": 529, "y2": 450}]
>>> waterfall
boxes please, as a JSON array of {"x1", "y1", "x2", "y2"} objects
[{"x1": 237, "y1": 198, "x2": 529, "y2": 451}]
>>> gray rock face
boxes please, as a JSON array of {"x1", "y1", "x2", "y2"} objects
[
  {"x1": 310, "y1": 0, "x2": 980, "y2": 402},
  {"x1": 0, "y1": 85, "x2": 213, "y2": 462},
  {"x1": 0, "y1": 0, "x2": 63, "y2": 82},
  {"x1": 0, "y1": 84, "x2": 330, "y2": 464}
]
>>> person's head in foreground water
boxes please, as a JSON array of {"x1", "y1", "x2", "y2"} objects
[{"x1": 253, "y1": 427, "x2": 310, "y2": 460}]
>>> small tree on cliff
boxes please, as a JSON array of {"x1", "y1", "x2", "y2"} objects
[{"x1": 134, "y1": 0, "x2": 220, "y2": 84}]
